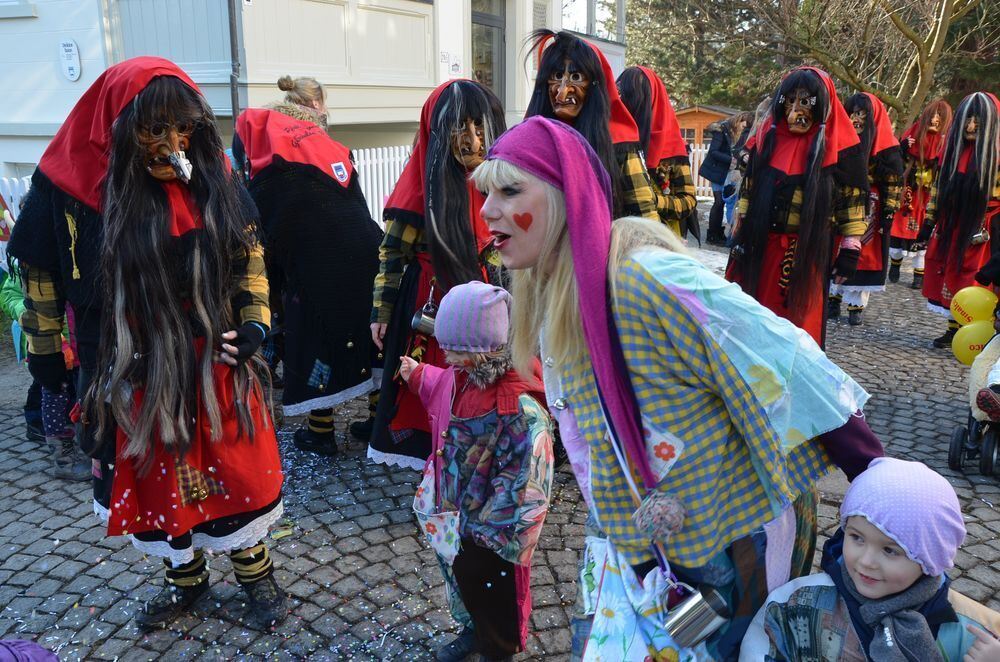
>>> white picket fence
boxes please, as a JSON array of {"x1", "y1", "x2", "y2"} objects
[
  {"x1": 354, "y1": 145, "x2": 412, "y2": 224},
  {"x1": 2, "y1": 141, "x2": 711, "y2": 223},
  {"x1": 688, "y1": 143, "x2": 713, "y2": 198},
  {"x1": 0, "y1": 176, "x2": 31, "y2": 219}
]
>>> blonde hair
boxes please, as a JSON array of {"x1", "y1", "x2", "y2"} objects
[
  {"x1": 277, "y1": 75, "x2": 325, "y2": 107},
  {"x1": 472, "y1": 158, "x2": 687, "y2": 375}
]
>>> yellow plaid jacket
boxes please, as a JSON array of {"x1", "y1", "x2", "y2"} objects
[
  {"x1": 651, "y1": 156, "x2": 697, "y2": 235},
  {"x1": 558, "y1": 252, "x2": 833, "y2": 568},
  {"x1": 20, "y1": 238, "x2": 269, "y2": 357},
  {"x1": 737, "y1": 180, "x2": 868, "y2": 238}
]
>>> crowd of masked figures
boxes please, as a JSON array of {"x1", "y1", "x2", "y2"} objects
[{"x1": 3, "y1": 25, "x2": 1000, "y2": 662}]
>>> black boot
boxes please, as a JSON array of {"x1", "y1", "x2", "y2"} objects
[
  {"x1": 932, "y1": 324, "x2": 958, "y2": 349},
  {"x1": 136, "y1": 581, "x2": 210, "y2": 631},
  {"x1": 888, "y1": 260, "x2": 902, "y2": 283},
  {"x1": 25, "y1": 419, "x2": 44, "y2": 442},
  {"x1": 293, "y1": 427, "x2": 338, "y2": 456},
  {"x1": 827, "y1": 296, "x2": 842, "y2": 319},
  {"x1": 241, "y1": 575, "x2": 287, "y2": 628},
  {"x1": 848, "y1": 308, "x2": 863, "y2": 326},
  {"x1": 349, "y1": 417, "x2": 375, "y2": 439},
  {"x1": 436, "y1": 628, "x2": 478, "y2": 662},
  {"x1": 911, "y1": 272, "x2": 924, "y2": 290},
  {"x1": 705, "y1": 231, "x2": 727, "y2": 246}
]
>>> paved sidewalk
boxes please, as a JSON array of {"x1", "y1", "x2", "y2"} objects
[{"x1": 0, "y1": 247, "x2": 996, "y2": 660}]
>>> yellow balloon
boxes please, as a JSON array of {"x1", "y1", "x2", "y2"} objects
[
  {"x1": 952, "y1": 320, "x2": 996, "y2": 365},
  {"x1": 950, "y1": 286, "x2": 998, "y2": 326}
]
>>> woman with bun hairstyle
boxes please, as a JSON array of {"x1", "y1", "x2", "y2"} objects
[{"x1": 233, "y1": 78, "x2": 384, "y2": 456}]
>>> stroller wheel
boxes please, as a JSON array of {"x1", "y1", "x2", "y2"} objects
[
  {"x1": 979, "y1": 428, "x2": 998, "y2": 476},
  {"x1": 970, "y1": 418, "x2": 983, "y2": 444},
  {"x1": 949, "y1": 426, "x2": 968, "y2": 471}
]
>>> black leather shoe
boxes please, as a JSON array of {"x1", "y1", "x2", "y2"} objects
[
  {"x1": 242, "y1": 575, "x2": 288, "y2": 628},
  {"x1": 25, "y1": 420, "x2": 44, "y2": 442},
  {"x1": 848, "y1": 308, "x2": 863, "y2": 326},
  {"x1": 293, "y1": 427, "x2": 338, "y2": 456},
  {"x1": 932, "y1": 327, "x2": 957, "y2": 349},
  {"x1": 911, "y1": 273, "x2": 924, "y2": 290},
  {"x1": 888, "y1": 262, "x2": 901, "y2": 283},
  {"x1": 349, "y1": 417, "x2": 374, "y2": 439},
  {"x1": 136, "y1": 581, "x2": 210, "y2": 631},
  {"x1": 436, "y1": 628, "x2": 478, "y2": 662}
]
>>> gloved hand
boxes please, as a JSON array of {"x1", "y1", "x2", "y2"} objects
[
  {"x1": 976, "y1": 257, "x2": 1000, "y2": 287},
  {"x1": 915, "y1": 222, "x2": 934, "y2": 244},
  {"x1": 831, "y1": 248, "x2": 861, "y2": 283},
  {"x1": 218, "y1": 322, "x2": 267, "y2": 366},
  {"x1": 27, "y1": 352, "x2": 69, "y2": 392}
]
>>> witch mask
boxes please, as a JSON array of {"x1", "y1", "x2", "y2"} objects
[
  {"x1": 451, "y1": 118, "x2": 486, "y2": 170},
  {"x1": 929, "y1": 111, "x2": 943, "y2": 134},
  {"x1": 965, "y1": 115, "x2": 980, "y2": 141},
  {"x1": 782, "y1": 88, "x2": 817, "y2": 134},
  {"x1": 138, "y1": 116, "x2": 201, "y2": 183},
  {"x1": 548, "y1": 59, "x2": 590, "y2": 123},
  {"x1": 849, "y1": 108, "x2": 867, "y2": 135}
]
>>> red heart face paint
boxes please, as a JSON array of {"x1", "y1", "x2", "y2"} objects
[{"x1": 513, "y1": 212, "x2": 533, "y2": 231}]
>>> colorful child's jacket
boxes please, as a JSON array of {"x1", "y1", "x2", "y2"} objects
[
  {"x1": 410, "y1": 361, "x2": 553, "y2": 565},
  {"x1": 410, "y1": 361, "x2": 554, "y2": 636},
  {"x1": 741, "y1": 530, "x2": 1000, "y2": 661}
]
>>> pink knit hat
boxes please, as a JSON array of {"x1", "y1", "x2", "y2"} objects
[
  {"x1": 840, "y1": 457, "x2": 966, "y2": 576},
  {"x1": 434, "y1": 281, "x2": 510, "y2": 353}
]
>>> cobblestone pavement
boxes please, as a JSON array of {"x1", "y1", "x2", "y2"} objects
[{"x1": 0, "y1": 245, "x2": 997, "y2": 660}]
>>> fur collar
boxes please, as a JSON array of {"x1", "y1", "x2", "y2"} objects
[
  {"x1": 462, "y1": 352, "x2": 513, "y2": 390},
  {"x1": 265, "y1": 102, "x2": 328, "y2": 129}
]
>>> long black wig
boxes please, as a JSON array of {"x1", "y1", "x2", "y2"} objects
[
  {"x1": 86, "y1": 75, "x2": 266, "y2": 471},
  {"x1": 615, "y1": 67, "x2": 653, "y2": 159},
  {"x1": 733, "y1": 69, "x2": 850, "y2": 316},
  {"x1": 932, "y1": 92, "x2": 1000, "y2": 268},
  {"x1": 844, "y1": 93, "x2": 875, "y2": 162},
  {"x1": 525, "y1": 29, "x2": 624, "y2": 216},
  {"x1": 424, "y1": 80, "x2": 506, "y2": 291},
  {"x1": 844, "y1": 92, "x2": 904, "y2": 193}
]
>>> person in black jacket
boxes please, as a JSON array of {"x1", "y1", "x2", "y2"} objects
[{"x1": 700, "y1": 115, "x2": 747, "y2": 244}]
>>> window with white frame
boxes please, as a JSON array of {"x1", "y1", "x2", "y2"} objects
[{"x1": 561, "y1": 0, "x2": 623, "y2": 42}]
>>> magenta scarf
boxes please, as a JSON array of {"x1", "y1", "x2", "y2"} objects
[{"x1": 486, "y1": 116, "x2": 656, "y2": 488}]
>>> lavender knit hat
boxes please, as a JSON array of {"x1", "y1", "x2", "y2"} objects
[
  {"x1": 840, "y1": 457, "x2": 965, "y2": 576},
  {"x1": 434, "y1": 281, "x2": 510, "y2": 353}
]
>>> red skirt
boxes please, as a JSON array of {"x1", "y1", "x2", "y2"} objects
[
  {"x1": 922, "y1": 206, "x2": 1000, "y2": 310},
  {"x1": 856, "y1": 230, "x2": 884, "y2": 273},
  {"x1": 728, "y1": 233, "x2": 825, "y2": 344},
  {"x1": 106, "y1": 357, "x2": 282, "y2": 539},
  {"x1": 890, "y1": 186, "x2": 931, "y2": 241}
]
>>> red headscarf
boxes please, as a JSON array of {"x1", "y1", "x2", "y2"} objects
[
  {"x1": 749, "y1": 66, "x2": 860, "y2": 176},
  {"x1": 900, "y1": 100, "x2": 953, "y2": 164},
  {"x1": 535, "y1": 33, "x2": 640, "y2": 145},
  {"x1": 861, "y1": 92, "x2": 899, "y2": 158},
  {"x1": 38, "y1": 57, "x2": 200, "y2": 212},
  {"x1": 636, "y1": 67, "x2": 687, "y2": 166},
  {"x1": 235, "y1": 108, "x2": 353, "y2": 188},
  {"x1": 900, "y1": 122, "x2": 944, "y2": 163}
]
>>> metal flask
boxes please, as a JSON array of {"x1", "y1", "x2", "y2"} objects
[
  {"x1": 663, "y1": 585, "x2": 731, "y2": 649},
  {"x1": 411, "y1": 301, "x2": 437, "y2": 336}
]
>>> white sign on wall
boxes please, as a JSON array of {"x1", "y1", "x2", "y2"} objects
[{"x1": 59, "y1": 40, "x2": 81, "y2": 82}]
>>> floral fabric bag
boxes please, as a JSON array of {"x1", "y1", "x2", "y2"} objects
[{"x1": 412, "y1": 462, "x2": 461, "y2": 564}]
